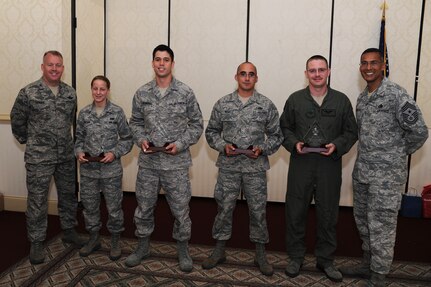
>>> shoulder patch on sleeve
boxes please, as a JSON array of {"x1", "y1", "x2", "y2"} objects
[{"x1": 401, "y1": 102, "x2": 418, "y2": 124}]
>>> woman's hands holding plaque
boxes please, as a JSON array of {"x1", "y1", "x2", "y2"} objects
[
  {"x1": 225, "y1": 144, "x2": 261, "y2": 159},
  {"x1": 142, "y1": 141, "x2": 178, "y2": 155},
  {"x1": 78, "y1": 152, "x2": 114, "y2": 163}
]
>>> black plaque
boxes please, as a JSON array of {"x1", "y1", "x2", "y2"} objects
[
  {"x1": 303, "y1": 122, "x2": 328, "y2": 153},
  {"x1": 230, "y1": 144, "x2": 255, "y2": 156},
  {"x1": 83, "y1": 152, "x2": 104, "y2": 162},
  {"x1": 147, "y1": 142, "x2": 170, "y2": 153}
]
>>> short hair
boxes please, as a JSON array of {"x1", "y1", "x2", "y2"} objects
[
  {"x1": 152, "y1": 44, "x2": 174, "y2": 61},
  {"x1": 91, "y1": 75, "x2": 111, "y2": 89},
  {"x1": 306, "y1": 55, "x2": 328, "y2": 69},
  {"x1": 236, "y1": 61, "x2": 257, "y2": 74},
  {"x1": 361, "y1": 48, "x2": 384, "y2": 61},
  {"x1": 43, "y1": 50, "x2": 63, "y2": 60}
]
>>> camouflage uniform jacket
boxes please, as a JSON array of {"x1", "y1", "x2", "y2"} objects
[
  {"x1": 205, "y1": 90, "x2": 283, "y2": 172},
  {"x1": 75, "y1": 100, "x2": 133, "y2": 178},
  {"x1": 10, "y1": 78, "x2": 77, "y2": 164},
  {"x1": 353, "y1": 77, "x2": 428, "y2": 185},
  {"x1": 129, "y1": 78, "x2": 203, "y2": 170},
  {"x1": 280, "y1": 86, "x2": 358, "y2": 160}
]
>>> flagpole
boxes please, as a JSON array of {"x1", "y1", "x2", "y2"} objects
[{"x1": 379, "y1": 0, "x2": 389, "y2": 77}]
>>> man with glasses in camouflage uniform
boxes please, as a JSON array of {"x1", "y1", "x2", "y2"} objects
[
  {"x1": 280, "y1": 55, "x2": 358, "y2": 282},
  {"x1": 203, "y1": 62, "x2": 283, "y2": 276}
]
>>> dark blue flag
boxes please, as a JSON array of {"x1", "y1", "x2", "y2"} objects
[{"x1": 379, "y1": 6, "x2": 389, "y2": 77}]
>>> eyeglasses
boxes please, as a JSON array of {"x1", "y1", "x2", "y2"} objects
[
  {"x1": 307, "y1": 68, "x2": 328, "y2": 74},
  {"x1": 238, "y1": 71, "x2": 256, "y2": 78},
  {"x1": 360, "y1": 61, "x2": 382, "y2": 67}
]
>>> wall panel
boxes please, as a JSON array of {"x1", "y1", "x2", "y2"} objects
[
  {"x1": 331, "y1": 0, "x2": 384, "y2": 206},
  {"x1": 106, "y1": 0, "x2": 169, "y2": 191},
  {"x1": 331, "y1": 0, "x2": 422, "y2": 105},
  {"x1": 417, "y1": 0, "x2": 431, "y2": 126},
  {"x1": 0, "y1": 123, "x2": 26, "y2": 197},
  {"x1": 0, "y1": 0, "x2": 72, "y2": 203},
  {"x1": 249, "y1": 0, "x2": 332, "y2": 111},
  {"x1": 106, "y1": 0, "x2": 169, "y2": 118},
  {"x1": 331, "y1": 0, "x2": 424, "y2": 204},
  {"x1": 0, "y1": 0, "x2": 72, "y2": 118},
  {"x1": 248, "y1": 0, "x2": 333, "y2": 202},
  {"x1": 1, "y1": 0, "x2": 430, "y2": 210},
  {"x1": 76, "y1": 0, "x2": 105, "y2": 110},
  {"x1": 102, "y1": 0, "x2": 429, "y2": 203},
  {"x1": 170, "y1": 0, "x2": 248, "y2": 119},
  {"x1": 169, "y1": 0, "x2": 248, "y2": 198},
  {"x1": 411, "y1": 0, "x2": 431, "y2": 191},
  {"x1": 385, "y1": 0, "x2": 422, "y2": 94}
]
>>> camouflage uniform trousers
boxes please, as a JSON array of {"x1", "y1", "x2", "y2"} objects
[
  {"x1": 212, "y1": 169, "x2": 269, "y2": 244},
  {"x1": 133, "y1": 167, "x2": 192, "y2": 241},
  {"x1": 25, "y1": 160, "x2": 77, "y2": 242},
  {"x1": 353, "y1": 180, "x2": 403, "y2": 274},
  {"x1": 80, "y1": 175, "x2": 124, "y2": 234}
]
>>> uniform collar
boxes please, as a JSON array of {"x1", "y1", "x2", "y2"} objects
[
  {"x1": 91, "y1": 100, "x2": 112, "y2": 115},
  {"x1": 232, "y1": 89, "x2": 258, "y2": 105},
  {"x1": 150, "y1": 77, "x2": 179, "y2": 93}
]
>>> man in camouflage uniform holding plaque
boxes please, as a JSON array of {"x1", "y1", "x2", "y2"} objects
[
  {"x1": 10, "y1": 50, "x2": 85, "y2": 265},
  {"x1": 340, "y1": 48, "x2": 428, "y2": 286},
  {"x1": 126, "y1": 45, "x2": 203, "y2": 272},
  {"x1": 203, "y1": 62, "x2": 283, "y2": 276}
]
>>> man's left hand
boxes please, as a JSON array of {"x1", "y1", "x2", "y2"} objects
[
  {"x1": 101, "y1": 152, "x2": 116, "y2": 163},
  {"x1": 247, "y1": 146, "x2": 262, "y2": 159},
  {"x1": 321, "y1": 143, "x2": 336, "y2": 156}
]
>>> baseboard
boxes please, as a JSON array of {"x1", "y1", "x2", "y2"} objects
[
  {"x1": 4, "y1": 196, "x2": 58, "y2": 215},
  {"x1": 0, "y1": 193, "x2": 3, "y2": 211}
]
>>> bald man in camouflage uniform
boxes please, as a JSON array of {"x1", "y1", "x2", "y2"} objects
[
  {"x1": 203, "y1": 62, "x2": 283, "y2": 276},
  {"x1": 340, "y1": 48, "x2": 428, "y2": 287},
  {"x1": 10, "y1": 50, "x2": 85, "y2": 265},
  {"x1": 126, "y1": 45, "x2": 203, "y2": 272}
]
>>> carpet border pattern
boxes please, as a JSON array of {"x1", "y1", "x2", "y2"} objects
[{"x1": 1, "y1": 235, "x2": 430, "y2": 287}]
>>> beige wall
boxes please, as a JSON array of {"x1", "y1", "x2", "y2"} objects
[
  {"x1": 76, "y1": 0, "x2": 105, "y2": 110},
  {"x1": 104, "y1": 0, "x2": 431, "y2": 204},
  {"x1": 0, "y1": 0, "x2": 72, "y2": 212},
  {"x1": 417, "y1": 0, "x2": 431, "y2": 125},
  {"x1": 0, "y1": 0, "x2": 72, "y2": 118},
  {"x1": 1, "y1": 0, "x2": 430, "y2": 210}
]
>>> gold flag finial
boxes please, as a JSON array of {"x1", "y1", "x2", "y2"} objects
[{"x1": 380, "y1": 1, "x2": 388, "y2": 17}]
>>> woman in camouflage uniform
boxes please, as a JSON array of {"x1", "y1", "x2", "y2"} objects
[{"x1": 75, "y1": 75, "x2": 133, "y2": 260}]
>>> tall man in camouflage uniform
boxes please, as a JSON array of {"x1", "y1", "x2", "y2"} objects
[
  {"x1": 340, "y1": 48, "x2": 428, "y2": 287},
  {"x1": 203, "y1": 62, "x2": 283, "y2": 276},
  {"x1": 280, "y1": 55, "x2": 358, "y2": 282},
  {"x1": 75, "y1": 75, "x2": 133, "y2": 260},
  {"x1": 126, "y1": 45, "x2": 203, "y2": 272},
  {"x1": 10, "y1": 50, "x2": 85, "y2": 265}
]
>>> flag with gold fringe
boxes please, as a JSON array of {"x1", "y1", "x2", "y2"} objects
[{"x1": 379, "y1": 1, "x2": 389, "y2": 77}]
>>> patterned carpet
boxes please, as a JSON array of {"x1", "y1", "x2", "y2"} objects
[{"x1": 1, "y1": 235, "x2": 430, "y2": 287}]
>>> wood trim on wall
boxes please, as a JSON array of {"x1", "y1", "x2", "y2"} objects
[
  {"x1": 0, "y1": 193, "x2": 4, "y2": 211},
  {"x1": 3, "y1": 196, "x2": 58, "y2": 215},
  {"x1": 0, "y1": 115, "x2": 10, "y2": 121}
]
